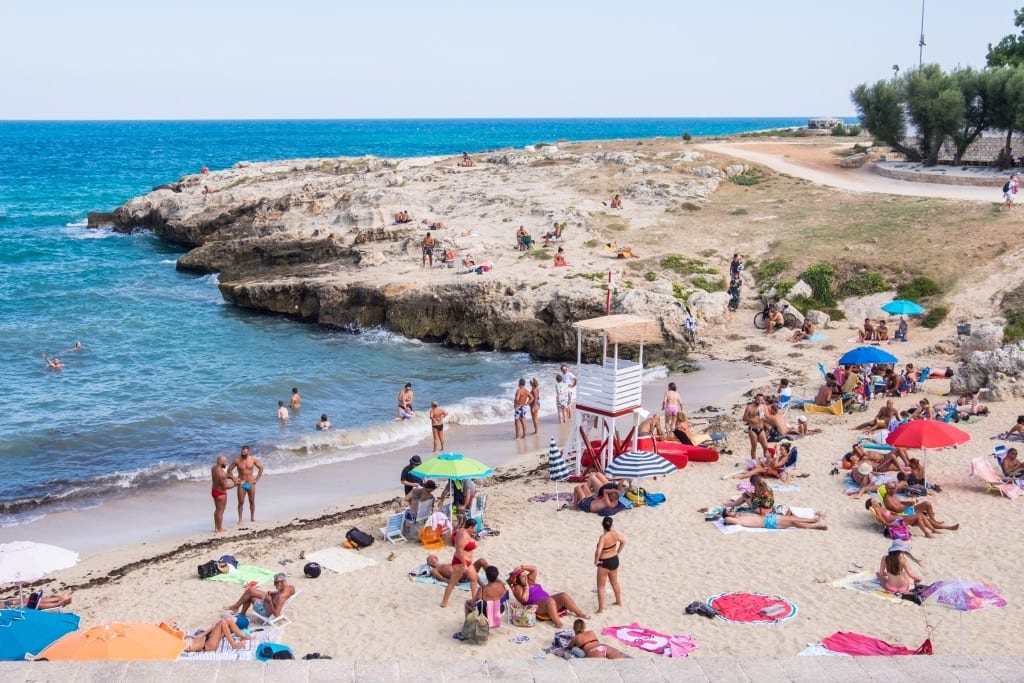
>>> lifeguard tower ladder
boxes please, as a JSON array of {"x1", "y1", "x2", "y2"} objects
[{"x1": 567, "y1": 314, "x2": 663, "y2": 474}]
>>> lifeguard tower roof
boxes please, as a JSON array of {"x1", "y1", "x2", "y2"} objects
[{"x1": 572, "y1": 314, "x2": 663, "y2": 345}]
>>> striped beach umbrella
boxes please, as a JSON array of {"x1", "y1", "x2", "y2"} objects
[
  {"x1": 605, "y1": 450, "x2": 678, "y2": 480},
  {"x1": 547, "y1": 437, "x2": 571, "y2": 482}
]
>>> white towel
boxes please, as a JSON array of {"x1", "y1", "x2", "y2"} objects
[{"x1": 306, "y1": 547, "x2": 378, "y2": 574}]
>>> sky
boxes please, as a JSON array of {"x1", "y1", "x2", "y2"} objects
[{"x1": 2, "y1": 0, "x2": 1021, "y2": 119}]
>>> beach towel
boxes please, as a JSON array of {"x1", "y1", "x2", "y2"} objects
[
  {"x1": 828, "y1": 572, "x2": 907, "y2": 606},
  {"x1": 528, "y1": 492, "x2": 573, "y2": 503},
  {"x1": 176, "y1": 624, "x2": 279, "y2": 661},
  {"x1": 600, "y1": 623, "x2": 697, "y2": 657},
  {"x1": 713, "y1": 519, "x2": 795, "y2": 535},
  {"x1": 414, "y1": 575, "x2": 473, "y2": 591},
  {"x1": 707, "y1": 592, "x2": 797, "y2": 624},
  {"x1": 993, "y1": 432, "x2": 1024, "y2": 443},
  {"x1": 843, "y1": 472, "x2": 897, "y2": 494},
  {"x1": 305, "y1": 547, "x2": 377, "y2": 575},
  {"x1": 207, "y1": 564, "x2": 277, "y2": 587},
  {"x1": 768, "y1": 484, "x2": 802, "y2": 493},
  {"x1": 805, "y1": 333, "x2": 827, "y2": 343},
  {"x1": 820, "y1": 631, "x2": 932, "y2": 656}
]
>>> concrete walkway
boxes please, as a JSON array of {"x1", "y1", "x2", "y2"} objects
[
  {"x1": 3, "y1": 655, "x2": 1023, "y2": 682},
  {"x1": 698, "y1": 142, "x2": 1004, "y2": 203}
]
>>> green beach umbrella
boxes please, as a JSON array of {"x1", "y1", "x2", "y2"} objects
[{"x1": 410, "y1": 452, "x2": 493, "y2": 481}]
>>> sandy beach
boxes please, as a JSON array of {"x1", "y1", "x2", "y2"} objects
[{"x1": 5, "y1": 139, "x2": 1024, "y2": 663}]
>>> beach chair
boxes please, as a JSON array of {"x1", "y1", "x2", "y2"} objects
[
  {"x1": 469, "y1": 493, "x2": 487, "y2": 525},
  {"x1": 411, "y1": 498, "x2": 434, "y2": 530},
  {"x1": 912, "y1": 367, "x2": 931, "y2": 393},
  {"x1": 969, "y1": 456, "x2": 1021, "y2": 501},
  {"x1": 380, "y1": 512, "x2": 407, "y2": 544},
  {"x1": 250, "y1": 590, "x2": 298, "y2": 630}
]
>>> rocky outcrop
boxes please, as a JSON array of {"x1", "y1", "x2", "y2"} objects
[
  {"x1": 959, "y1": 323, "x2": 1004, "y2": 356},
  {"x1": 953, "y1": 341, "x2": 1024, "y2": 400}
]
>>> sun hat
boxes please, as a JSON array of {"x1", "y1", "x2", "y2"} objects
[
  {"x1": 410, "y1": 455, "x2": 422, "y2": 465},
  {"x1": 889, "y1": 540, "x2": 912, "y2": 553},
  {"x1": 857, "y1": 462, "x2": 873, "y2": 476}
]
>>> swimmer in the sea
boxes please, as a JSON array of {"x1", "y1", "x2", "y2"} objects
[
  {"x1": 42, "y1": 353, "x2": 63, "y2": 369},
  {"x1": 62, "y1": 342, "x2": 83, "y2": 353},
  {"x1": 228, "y1": 444, "x2": 263, "y2": 524},
  {"x1": 277, "y1": 401, "x2": 289, "y2": 421}
]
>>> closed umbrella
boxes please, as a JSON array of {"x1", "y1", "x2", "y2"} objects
[
  {"x1": 605, "y1": 450, "x2": 678, "y2": 480},
  {"x1": 411, "y1": 452, "x2": 493, "y2": 480},
  {"x1": 838, "y1": 346, "x2": 898, "y2": 366},
  {"x1": 0, "y1": 609, "x2": 80, "y2": 661},
  {"x1": 34, "y1": 622, "x2": 185, "y2": 661},
  {"x1": 882, "y1": 300, "x2": 926, "y2": 316},
  {"x1": 547, "y1": 437, "x2": 571, "y2": 482}
]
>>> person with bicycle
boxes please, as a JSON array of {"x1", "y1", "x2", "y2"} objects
[{"x1": 765, "y1": 305, "x2": 786, "y2": 334}]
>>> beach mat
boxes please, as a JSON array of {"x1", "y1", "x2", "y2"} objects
[
  {"x1": 600, "y1": 623, "x2": 697, "y2": 657},
  {"x1": 207, "y1": 564, "x2": 277, "y2": 587},
  {"x1": 829, "y1": 572, "x2": 907, "y2": 606},
  {"x1": 305, "y1": 547, "x2": 377, "y2": 575},
  {"x1": 712, "y1": 507, "x2": 815, "y2": 534},
  {"x1": 805, "y1": 333, "x2": 827, "y2": 343},
  {"x1": 707, "y1": 592, "x2": 797, "y2": 624},
  {"x1": 843, "y1": 472, "x2": 897, "y2": 494},
  {"x1": 528, "y1": 492, "x2": 573, "y2": 503},
  {"x1": 413, "y1": 574, "x2": 472, "y2": 591}
]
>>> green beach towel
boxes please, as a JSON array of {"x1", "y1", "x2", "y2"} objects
[{"x1": 207, "y1": 564, "x2": 277, "y2": 587}]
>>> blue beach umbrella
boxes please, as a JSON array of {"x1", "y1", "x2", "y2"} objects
[
  {"x1": 838, "y1": 346, "x2": 898, "y2": 366},
  {"x1": 0, "y1": 608, "x2": 80, "y2": 661},
  {"x1": 881, "y1": 299, "x2": 926, "y2": 316}
]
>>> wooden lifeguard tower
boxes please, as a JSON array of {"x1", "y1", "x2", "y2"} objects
[{"x1": 567, "y1": 314, "x2": 663, "y2": 474}]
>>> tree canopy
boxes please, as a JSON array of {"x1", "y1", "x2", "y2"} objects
[{"x1": 987, "y1": 6, "x2": 1024, "y2": 68}]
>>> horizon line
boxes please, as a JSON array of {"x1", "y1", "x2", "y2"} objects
[{"x1": 0, "y1": 115, "x2": 859, "y2": 123}]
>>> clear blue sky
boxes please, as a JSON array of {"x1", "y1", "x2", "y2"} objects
[{"x1": 2, "y1": 0, "x2": 1020, "y2": 119}]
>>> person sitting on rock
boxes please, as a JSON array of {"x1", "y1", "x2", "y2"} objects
[
  {"x1": 766, "y1": 306, "x2": 786, "y2": 334},
  {"x1": 553, "y1": 247, "x2": 568, "y2": 267},
  {"x1": 790, "y1": 319, "x2": 814, "y2": 343},
  {"x1": 609, "y1": 194, "x2": 622, "y2": 209},
  {"x1": 876, "y1": 320, "x2": 889, "y2": 341},
  {"x1": 858, "y1": 318, "x2": 876, "y2": 342},
  {"x1": 458, "y1": 152, "x2": 475, "y2": 167}
]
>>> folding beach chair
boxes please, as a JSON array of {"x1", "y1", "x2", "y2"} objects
[
  {"x1": 969, "y1": 456, "x2": 1021, "y2": 501},
  {"x1": 250, "y1": 590, "x2": 299, "y2": 630},
  {"x1": 380, "y1": 512, "x2": 407, "y2": 544}
]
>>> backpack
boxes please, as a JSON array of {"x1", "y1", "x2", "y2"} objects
[
  {"x1": 883, "y1": 518, "x2": 911, "y2": 541},
  {"x1": 1004, "y1": 180, "x2": 1011, "y2": 193},
  {"x1": 457, "y1": 611, "x2": 490, "y2": 644},
  {"x1": 197, "y1": 560, "x2": 220, "y2": 579},
  {"x1": 345, "y1": 527, "x2": 374, "y2": 549}
]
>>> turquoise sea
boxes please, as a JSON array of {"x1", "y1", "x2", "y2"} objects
[{"x1": 0, "y1": 117, "x2": 824, "y2": 524}]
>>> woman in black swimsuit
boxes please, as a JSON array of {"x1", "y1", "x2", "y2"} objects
[{"x1": 594, "y1": 516, "x2": 626, "y2": 613}]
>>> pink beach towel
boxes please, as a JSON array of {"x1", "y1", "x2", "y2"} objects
[
  {"x1": 707, "y1": 592, "x2": 797, "y2": 624},
  {"x1": 601, "y1": 623, "x2": 697, "y2": 658},
  {"x1": 821, "y1": 631, "x2": 932, "y2": 656}
]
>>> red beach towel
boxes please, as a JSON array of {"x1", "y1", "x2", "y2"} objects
[
  {"x1": 821, "y1": 631, "x2": 932, "y2": 656},
  {"x1": 600, "y1": 623, "x2": 697, "y2": 657},
  {"x1": 707, "y1": 592, "x2": 797, "y2": 624}
]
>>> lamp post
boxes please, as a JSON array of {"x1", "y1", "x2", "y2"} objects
[{"x1": 918, "y1": 0, "x2": 926, "y2": 67}]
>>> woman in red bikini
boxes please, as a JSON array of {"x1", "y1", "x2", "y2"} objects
[
  {"x1": 440, "y1": 518, "x2": 481, "y2": 608},
  {"x1": 570, "y1": 619, "x2": 625, "y2": 658}
]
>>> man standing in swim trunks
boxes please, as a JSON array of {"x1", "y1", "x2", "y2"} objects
[
  {"x1": 742, "y1": 394, "x2": 771, "y2": 461},
  {"x1": 422, "y1": 232, "x2": 436, "y2": 268},
  {"x1": 429, "y1": 401, "x2": 448, "y2": 452},
  {"x1": 211, "y1": 455, "x2": 237, "y2": 533},
  {"x1": 228, "y1": 445, "x2": 263, "y2": 525},
  {"x1": 513, "y1": 378, "x2": 532, "y2": 439}
]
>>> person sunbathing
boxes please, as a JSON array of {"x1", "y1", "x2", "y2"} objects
[
  {"x1": 394, "y1": 210, "x2": 412, "y2": 224},
  {"x1": 638, "y1": 414, "x2": 664, "y2": 439},
  {"x1": 224, "y1": 572, "x2": 294, "y2": 620},
  {"x1": 876, "y1": 320, "x2": 889, "y2": 341},
  {"x1": 852, "y1": 399, "x2": 899, "y2": 431},
  {"x1": 552, "y1": 246, "x2": 568, "y2": 267},
  {"x1": 955, "y1": 391, "x2": 988, "y2": 417},
  {"x1": 509, "y1": 565, "x2": 589, "y2": 628},
  {"x1": 722, "y1": 509, "x2": 827, "y2": 530},
  {"x1": 894, "y1": 317, "x2": 908, "y2": 341},
  {"x1": 875, "y1": 446, "x2": 912, "y2": 474},
  {"x1": 866, "y1": 496, "x2": 936, "y2": 539},
  {"x1": 764, "y1": 403, "x2": 804, "y2": 436},
  {"x1": 858, "y1": 318, "x2": 876, "y2": 342},
  {"x1": 426, "y1": 553, "x2": 489, "y2": 583},
  {"x1": 877, "y1": 540, "x2": 923, "y2": 594},
  {"x1": 570, "y1": 618, "x2": 626, "y2": 659},
  {"x1": 421, "y1": 218, "x2": 447, "y2": 230},
  {"x1": 672, "y1": 409, "x2": 698, "y2": 445},
  {"x1": 789, "y1": 319, "x2": 814, "y2": 343},
  {"x1": 911, "y1": 398, "x2": 935, "y2": 420},
  {"x1": 881, "y1": 479, "x2": 959, "y2": 534},
  {"x1": 182, "y1": 617, "x2": 252, "y2": 652},
  {"x1": 722, "y1": 474, "x2": 774, "y2": 512},
  {"x1": 572, "y1": 475, "x2": 626, "y2": 513},
  {"x1": 609, "y1": 194, "x2": 622, "y2": 209},
  {"x1": 1000, "y1": 415, "x2": 1024, "y2": 439},
  {"x1": 731, "y1": 443, "x2": 797, "y2": 481},
  {"x1": 1000, "y1": 448, "x2": 1024, "y2": 478},
  {"x1": 542, "y1": 222, "x2": 564, "y2": 246},
  {"x1": 7, "y1": 590, "x2": 73, "y2": 610},
  {"x1": 846, "y1": 462, "x2": 882, "y2": 499},
  {"x1": 458, "y1": 152, "x2": 475, "y2": 167}
]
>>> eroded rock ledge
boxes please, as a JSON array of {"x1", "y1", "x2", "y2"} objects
[{"x1": 106, "y1": 144, "x2": 739, "y2": 359}]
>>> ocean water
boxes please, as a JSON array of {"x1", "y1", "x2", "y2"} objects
[{"x1": 0, "y1": 117, "x2": 818, "y2": 524}]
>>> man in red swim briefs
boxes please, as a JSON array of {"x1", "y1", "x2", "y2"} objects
[{"x1": 211, "y1": 455, "x2": 237, "y2": 533}]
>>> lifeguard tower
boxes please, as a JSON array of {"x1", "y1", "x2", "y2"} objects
[{"x1": 567, "y1": 314, "x2": 663, "y2": 473}]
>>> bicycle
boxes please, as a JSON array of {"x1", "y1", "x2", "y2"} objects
[{"x1": 753, "y1": 297, "x2": 772, "y2": 330}]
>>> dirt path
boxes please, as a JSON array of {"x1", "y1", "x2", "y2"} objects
[{"x1": 699, "y1": 141, "x2": 999, "y2": 202}]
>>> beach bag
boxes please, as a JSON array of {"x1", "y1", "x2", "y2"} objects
[
  {"x1": 1004, "y1": 180, "x2": 1012, "y2": 193},
  {"x1": 458, "y1": 611, "x2": 490, "y2": 644},
  {"x1": 625, "y1": 487, "x2": 647, "y2": 506},
  {"x1": 345, "y1": 527, "x2": 374, "y2": 549},
  {"x1": 510, "y1": 603, "x2": 537, "y2": 628},
  {"x1": 643, "y1": 491, "x2": 666, "y2": 507},
  {"x1": 883, "y1": 519, "x2": 911, "y2": 542},
  {"x1": 197, "y1": 560, "x2": 220, "y2": 579},
  {"x1": 256, "y1": 643, "x2": 295, "y2": 660}
]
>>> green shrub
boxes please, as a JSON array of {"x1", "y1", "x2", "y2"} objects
[
  {"x1": 730, "y1": 169, "x2": 763, "y2": 186},
  {"x1": 754, "y1": 258, "x2": 790, "y2": 283},
  {"x1": 661, "y1": 255, "x2": 716, "y2": 275},
  {"x1": 729, "y1": 207, "x2": 749, "y2": 216},
  {"x1": 774, "y1": 279, "x2": 795, "y2": 299},
  {"x1": 644, "y1": 271, "x2": 657, "y2": 282},
  {"x1": 680, "y1": 201, "x2": 702, "y2": 211},
  {"x1": 898, "y1": 276, "x2": 942, "y2": 301},
  {"x1": 1005, "y1": 308, "x2": 1024, "y2": 344},
  {"x1": 921, "y1": 305, "x2": 948, "y2": 329},
  {"x1": 824, "y1": 307, "x2": 846, "y2": 321},
  {"x1": 848, "y1": 125, "x2": 862, "y2": 136},
  {"x1": 524, "y1": 248, "x2": 551, "y2": 260},
  {"x1": 838, "y1": 271, "x2": 889, "y2": 297},
  {"x1": 798, "y1": 263, "x2": 837, "y2": 307},
  {"x1": 671, "y1": 283, "x2": 692, "y2": 302},
  {"x1": 692, "y1": 275, "x2": 723, "y2": 292},
  {"x1": 682, "y1": 132, "x2": 692, "y2": 141},
  {"x1": 787, "y1": 294, "x2": 813, "y2": 314}
]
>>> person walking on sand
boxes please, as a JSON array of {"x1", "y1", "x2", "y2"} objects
[
  {"x1": 514, "y1": 378, "x2": 532, "y2": 439},
  {"x1": 529, "y1": 377, "x2": 541, "y2": 435},
  {"x1": 1002, "y1": 173, "x2": 1020, "y2": 211},
  {"x1": 211, "y1": 455, "x2": 237, "y2": 533},
  {"x1": 595, "y1": 516, "x2": 625, "y2": 614},
  {"x1": 742, "y1": 394, "x2": 771, "y2": 461},
  {"x1": 559, "y1": 364, "x2": 577, "y2": 420},
  {"x1": 397, "y1": 382, "x2": 415, "y2": 420},
  {"x1": 662, "y1": 382, "x2": 683, "y2": 431},
  {"x1": 276, "y1": 400, "x2": 288, "y2": 421},
  {"x1": 228, "y1": 445, "x2": 263, "y2": 524},
  {"x1": 429, "y1": 401, "x2": 448, "y2": 451},
  {"x1": 555, "y1": 374, "x2": 570, "y2": 424},
  {"x1": 290, "y1": 387, "x2": 301, "y2": 409}
]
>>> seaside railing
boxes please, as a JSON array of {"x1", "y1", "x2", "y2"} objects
[{"x1": 575, "y1": 359, "x2": 643, "y2": 414}]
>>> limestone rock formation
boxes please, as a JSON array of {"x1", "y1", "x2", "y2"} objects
[
  {"x1": 959, "y1": 323, "x2": 1004, "y2": 357},
  {"x1": 953, "y1": 341, "x2": 1024, "y2": 400}
]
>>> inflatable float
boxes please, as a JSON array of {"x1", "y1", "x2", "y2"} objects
[{"x1": 636, "y1": 435, "x2": 718, "y2": 464}]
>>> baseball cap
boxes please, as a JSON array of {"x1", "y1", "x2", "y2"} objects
[{"x1": 410, "y1": 455, "x2": 422, "y2": 465}]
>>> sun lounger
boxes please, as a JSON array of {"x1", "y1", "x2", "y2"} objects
[
  {"x1": 380, "y1": 512, "x2": 407, "y2": 544},
  {"x1": 969, "y1": 456, "x2": 1021, "y2": 501},
  {"x1": 803, "y1": 400, "x2": 844, "y2": 416},
  {"x1": 250, "y1": 590, "x2": 297, "y2": 630}
]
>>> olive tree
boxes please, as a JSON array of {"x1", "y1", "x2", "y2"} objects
[
  {"x1": 987, "y1": 65, "x2": 1024, "y2": 168},
  {"x1": 851, "y1": 78, "x2": 921, "y2": 161},
  {"x1": 987, "y1": 6, "x2": 1024, "y2": 68},
  {"x1": 948, "y1": 67, "x2": 991, "y2": 165},
  {"x1": 905, "y1": 65, "x2": 965, "y2": 166}
]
